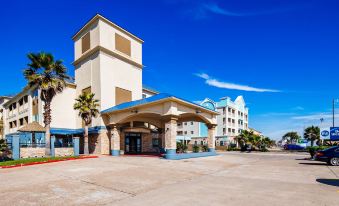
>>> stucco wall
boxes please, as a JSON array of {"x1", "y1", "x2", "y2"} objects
[{"x1": 55, "y1": 148, "x2": 74, "y2": 157}]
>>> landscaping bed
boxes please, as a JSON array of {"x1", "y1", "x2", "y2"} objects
[{"x1": 0, "y1": 155, "x2": 98, "y2": 169}]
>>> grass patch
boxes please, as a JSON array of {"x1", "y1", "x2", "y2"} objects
[{"x1": 0, "y1": 156, "x2": 80, "y2": 167}]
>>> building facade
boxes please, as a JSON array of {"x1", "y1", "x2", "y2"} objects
[
  {"x1": 178, "y1": 96, "x2": 249, "y2": 146},
  {"x1": 3, "y1": 14, "x2": 219, "y2": 159}
]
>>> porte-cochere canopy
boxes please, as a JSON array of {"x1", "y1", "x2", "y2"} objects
[{"x1": 101, "y1": 93, "x2": 219, "y2": 159}]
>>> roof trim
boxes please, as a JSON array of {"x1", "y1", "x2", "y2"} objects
[
  {"x1": 101, "y1": 93, "x2": 219, "y2": 115},
  {"x1": 72, "y1": 14, "x2": 144, "y2": 43},
  {"x1": 72, "y1": 45, "x2": 144, "y2": 69}
]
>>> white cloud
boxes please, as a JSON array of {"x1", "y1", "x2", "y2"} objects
[
  {"x1": 195, "y1": 73, "x2": 280, "y2": 93},
  {"x1": 291, "y1": 113, "x2": 332, "y2": 120}
]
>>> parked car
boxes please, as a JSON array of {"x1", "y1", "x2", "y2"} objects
[
  {"x1": 314, "y1": 146, "x2": 339, "y2": 166},
  {"x1": 284, "y1": 144, "x2": 305, "y2": 150}
]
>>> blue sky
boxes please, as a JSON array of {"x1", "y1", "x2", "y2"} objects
[{"x1": 0, "y1": 0, "x2": 338, "y2": 139}]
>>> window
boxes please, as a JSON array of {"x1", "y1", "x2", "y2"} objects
[
  {"x1": 82, "y1": 86, "x2": 91, "y2": 94},
  {"x1": 223, "y1": 118, "x2": 226, "y2": 124},
  {"x1": 19, "y1": 118, "x2": 24, "y2": 126},
  {"x1": 184, "y1": 122, "x2": 187, "y2": 126},
  {"x1": 194, "y1": 141, "x2": 197, "y2": 145},
  {"x1": 228, "y1": 108, "x2": 231, "y2": 112},
  {"x1": 191, "y1": 131, "x2": 194, "y2": 135},
  {"x1": 177, "y1": 131, "x2": 183, "y2": 135},
  {"x1": 115, "y1": 87, "x2": 132, "y2": 105},
  {"x1": 220, "y1": 141, "x2": 224, "y2": 146},
  {"x1": 152, "y1": 138, "x2": 159, "y2": 147},
  {"x1": 115, "y1": 33, "x2": 131, "y2": 56},
  {"x1": 223, "y1": 128, "x2": 226, "y2": 135},
  {"x1": 232, "y1": 129, "x2": 235, "y2": 133},
  {"x1": 191, "y1": 121, "x2": 193, "y2": 125},
  {"x1": 228, "y1": 128, "x2": 231, "y2": 132},
  {"x1": 223, "y1": 108, "x2": 226, "y2": 115},
  {"x1": 142, "y1": 94, "x2": 147, "y2": 99},
  {"x1": 82, "y1": 32, "x2": 90, "y2": 54},
  {"x1": 200, "y1": 141, "x2": 203, "y2": 145},
  {"x1": 184, "y1": 131, "x2": 187, "y2": 135}
]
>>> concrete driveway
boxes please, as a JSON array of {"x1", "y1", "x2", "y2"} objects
[{"x1": 0, "y1": 152, "x2": 338, "y2": 206}]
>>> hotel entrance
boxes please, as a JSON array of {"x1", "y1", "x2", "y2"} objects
[{"x1": 125, "y1": 133, "x2": 142, "y2": 154}]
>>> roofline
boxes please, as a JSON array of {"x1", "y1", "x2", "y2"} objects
[
  {"x1": 101, "y1": 96, "x2": 219, "y2": 115},
  {"x1": 72, "y1": 14, "x2": 144, "y2": 43},
  {"x1": 3, "y1": 82, "x2": 76, "y2": 107},
  {"x1": 142, "y1": 87, "x2": 159, "y2": 95}
]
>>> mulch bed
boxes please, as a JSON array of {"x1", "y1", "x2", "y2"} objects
[{"x1": 0, "y1": 156, "x2": 98, "y2": 169}]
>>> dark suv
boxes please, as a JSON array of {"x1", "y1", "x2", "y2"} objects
[{"x1": 315, "y1": 146, "x2": 339, "y2": 166}]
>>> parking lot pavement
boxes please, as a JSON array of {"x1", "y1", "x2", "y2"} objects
[{"x1": 0, "y1": 152, "x2": 338, "y2": 206}]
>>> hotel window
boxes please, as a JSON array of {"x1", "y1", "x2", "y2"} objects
[
  {"x1": 177, "y1": 131, "x2": 183, "y2": 135},
  {"x1": 228, "y1": 128, "x2": 231, "y2": 132},
  {"x1": 223, "y1": 108, "x2": 226, "y2": 115},
  {"x1": 191, "y1": 131, "x2": 194, "y2": 135},
  {"x1": 82, "y1": 32, "x2": 90, "y2": 54},
  {"x1": 200, "y1": 141, "x2": 203, "y2": 145},
  {"x1": 223, "y1": 128, "x2": 226, "y2": 135},
  {"x1": 115, "y1": 87, "x2": 132, "y2": 105},
  {"x1": 184, "y1": 122, "x2": 187, "y2": 126},
  {"x1": 19, "y1": 118, "x2": 24, "y2": 126},
  {"x1": 223, "y1": 118, "x2": 226, "y2": 125},
  {"x1": 232, "y1": 129, "x2": 235, "y2": 133},
  {"x1": 184, "y1": 131, "x2": 187, "y2": 135},
  {"x1": 191, "y1": 121, "x2": 193, "y2": 125},
  {"x1": 115, "y1": 33, "x2": 131, "y2": 56},
  {"x1": 228, "y1": 118, "x2": 231, "y2": 122},
  {"x1": 82, "y1": 86, "x2": 91, "y2": 94},
  {"x1": 220, "y1": 141, "x2": 224, "y2": 146},
  {"x1": 228, "y1": 108, "x2": 231, "y2": 112}
]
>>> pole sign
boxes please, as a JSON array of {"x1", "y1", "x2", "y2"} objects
[
  {"x1": 320, "y1": 127, "x2": 330, "y2": 139},
  {"x1": 330, "y1": 127, "x2": 339, "y2": 141}
]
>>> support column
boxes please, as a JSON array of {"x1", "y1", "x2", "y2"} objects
[
  {"x1": 12, "y1": 135, "x2": 20, "y2": 160},
  {"x1": 164, "y1": 116, "x2": 178, "y2": 158},
  {"x1": 207, "y1": 124, "x2": 217, "y2": 153},
  {"x1": 51, "y1": 136, "x2": 55, "y2": 157},
  {"x1": 73, "y1": 137, "x2": 80, "y2": 156},
  {"x1": 111, "y1": 125, "x2": 120, "y2": 156}
]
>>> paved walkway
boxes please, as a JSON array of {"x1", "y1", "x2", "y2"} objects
[{"x1": 0, "y1": 152, "x2": 338, "y2": 205}]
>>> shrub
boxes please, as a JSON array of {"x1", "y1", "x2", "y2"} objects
[
  {"x1": 0, "y1": 139, "x2": 12, "y2": 162},
  {"x1": 201, "y1": 145, "x2": 209, "y2": 152},
  {"x1": 193, "y1": 145, "x2": 200, "y2": 153},
  {"x1": 176, "y1": 142, "x2": 186, "y2": 153},
  {"x1": 307, "y1": 146, "x2": 330, "y2": 158}
]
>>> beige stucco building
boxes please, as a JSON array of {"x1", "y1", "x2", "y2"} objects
[{"x1": 3, "y1": 14, "x2": 219, "y2": 159}]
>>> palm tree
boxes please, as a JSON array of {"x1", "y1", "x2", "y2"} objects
[
  {"x1": 282, "y1": 132, "x2": 300, "y2": 144},
  {"x1": 73, "y1": 92, "x2": 99, "y2": 154},
  {"x1": 24, "y1": 52, "x2": 71, "y2": 155},
  {"x1": 235, "y1": 130, "x2": 253, "y2": 148},
  {"x1": 304, "y1": 126, "x2": 320, "y2": 147}
]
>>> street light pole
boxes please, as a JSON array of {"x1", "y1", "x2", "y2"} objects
[{"x1": 333, "y1": 99, "x2": 335, "y2": 127}]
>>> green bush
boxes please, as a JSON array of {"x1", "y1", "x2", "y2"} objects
[
  {"x1": 193, "y1": 145, "x2": 200, "y2": 153},
  {"x1": 201, "y1": 145, "x2": 208, "y2": 152},
  {"x1": 307, "y1": 146, "x2": 330, "y2": 158},
  {"x1": 176, "y1": 142, "x2": 187, "y2": 153}
]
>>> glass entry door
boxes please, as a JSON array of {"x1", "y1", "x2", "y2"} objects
[{"x1": 125, "y1": 133, "x2": 142, "y2": 154}]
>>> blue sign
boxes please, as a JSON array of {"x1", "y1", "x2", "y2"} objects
[
  {"x1": 321, "y1": 130, "x2": 329, "y2": 137},
  {"x1": 330, "y1": 127, "x2": 339, "y2": 141}
]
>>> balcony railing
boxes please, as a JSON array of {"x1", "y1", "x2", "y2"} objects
[{"x1": 20, "y1": 143, "x2": 46, "y2": 148}]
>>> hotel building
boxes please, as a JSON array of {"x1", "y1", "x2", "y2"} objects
[
  {"x1": 177, "y1": 96, "x2": 249, "y2": 146},
  {"x1": 3, "y1": 14, "x2": 219, "y2": 159}
]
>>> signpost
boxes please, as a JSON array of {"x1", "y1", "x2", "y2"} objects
[{"x1": 330, "y1": 127, "x2": 339, "y2": 141}]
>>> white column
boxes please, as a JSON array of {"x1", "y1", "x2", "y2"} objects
[
  {"x1": 110, "y1": 125, "x2": 120, "y2": 156},
  {"x1": 164, "y1": 116, "x2": 177, "y2": 157},
  {"x1": 207, "y1": 124, "x2": 217, "y2": 152}
]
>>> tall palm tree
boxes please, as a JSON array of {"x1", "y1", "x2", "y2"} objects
[
  {"x1": 235, "y1": 130, "x2": 253, "y2": 148},
  {"x1": 24, "y1": 52, "x2": 71, "y2": 155},
  {"x1": 73, "y1": 92, "x2": 99, "y2": 154},
  {"x1": 282, "y1": 132, "x2": 300, "y2": 144},
  {"x1": 304, "y1": 126, "x2": 320, "y2": 147}
]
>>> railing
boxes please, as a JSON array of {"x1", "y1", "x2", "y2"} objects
[
  {"x1": 20, "y1": 143, "x2": 46, "y2": 148},
  {"x1": 54, "y1": 142, "x2": 74, "y2": 148}
]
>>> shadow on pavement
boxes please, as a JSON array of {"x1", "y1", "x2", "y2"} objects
[
  {"x1": 299, "y1": 162, "x2": 327, "y2": 166},
  {"x1": 316, "y1": 179, "x2": 339, "y2": 187},
  {"x1": 295, "y1": 158, "x2": 311, "y2": 160}
]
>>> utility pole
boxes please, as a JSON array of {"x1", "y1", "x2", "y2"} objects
[{"x1": 333, "y1": 99, "x2": 336, "y2": 127}]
